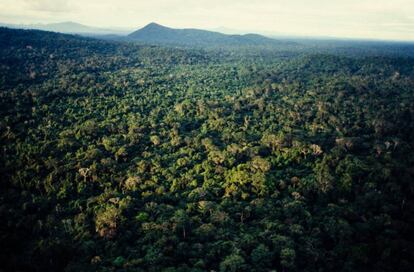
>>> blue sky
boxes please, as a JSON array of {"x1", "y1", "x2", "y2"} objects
[{"x1": 1, "y1": 0, "x2": 413, "y2": 40}]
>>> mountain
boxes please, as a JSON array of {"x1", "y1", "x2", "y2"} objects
[
  {"x1": 128, "y1": 22, "x2": 295, "y2": 47},
  {"x1": 0, "y1": 21, "x2": 131, "y2": 35},
  {"x1": 37, "y1": 22, "x2": 115, "y2": 34}
]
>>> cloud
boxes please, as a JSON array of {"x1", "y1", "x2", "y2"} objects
[{"x1": 23, "y1": 0, "x2": 74, "y2": 12}]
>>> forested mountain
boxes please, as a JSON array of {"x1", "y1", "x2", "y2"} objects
[
  {"x1": 0, "y1": 27, "x2": 414, "y2": 272},
  {"x1": 127, "y1": 23, "x2": 293, "y2": 47}
]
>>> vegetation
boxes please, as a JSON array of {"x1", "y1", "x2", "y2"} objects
[{"x1": 0, "y1": 27, "x2": 414, "y2": 271}]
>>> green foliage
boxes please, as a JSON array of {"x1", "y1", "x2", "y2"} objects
[
  {"x1": 280, "y1": 248, "x2": 296, "y2": 269},
  {"x1": 1, "y1": 27, "x2": 414, "y2": 272},
  {"x1": 251, "y1": 244, "x2": 272, "y2": 268},
  {"x1": 220, "y1": 253, "x2": 246, "y2": 272},
  {"x1": 113, "y1": 256, "x2": 126, "y2": 267}
]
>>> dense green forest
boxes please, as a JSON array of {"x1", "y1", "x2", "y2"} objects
[{"x1": 1, "y1": 28, "x2": 414, "y2": 271}]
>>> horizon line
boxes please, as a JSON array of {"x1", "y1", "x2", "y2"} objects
[{"x1": 1, "y1": 20, "x2": 414, "y2": 43}]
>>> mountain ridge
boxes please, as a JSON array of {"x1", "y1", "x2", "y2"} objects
[{"x1": 128, "y1": 22, "x2": 295, "y2": 47}]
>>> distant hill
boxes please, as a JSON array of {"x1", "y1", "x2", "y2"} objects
[
  {"x1": 128, "y1": 22, "x2": 295, "y2": 47},
  {"x1": 0, "y1": 21, "x2": 131, "y2": 35}
]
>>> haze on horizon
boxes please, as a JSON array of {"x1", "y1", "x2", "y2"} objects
[{"x1": 1, "y1": 0, "x2": 414, "y2": 41}]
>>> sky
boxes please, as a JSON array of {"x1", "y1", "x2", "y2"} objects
[{"x1": 1, "y1": 0, "x2": 414, "y2": 41}]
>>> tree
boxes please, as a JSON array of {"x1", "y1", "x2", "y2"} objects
[
  {"x1": 95, "y1": 206, "x2": 123, "y2": 239},
  {"x1": 251, "y1": 244, "x2": 272, "y2": 268},
  {"x1": 220, "y1": 252, "x2": 245, "y2": 272},
  {"x1": 280, "y1": 248, "x2": 296, "y2": 270}
]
